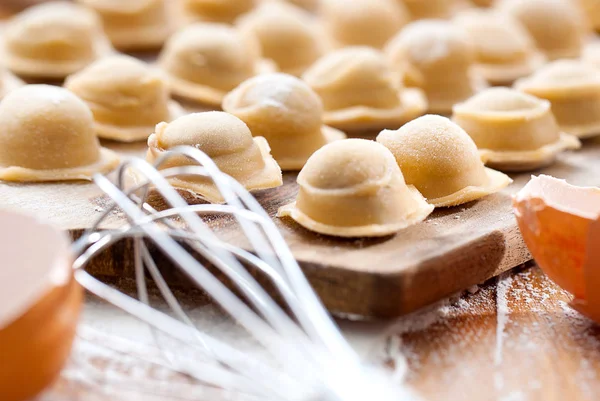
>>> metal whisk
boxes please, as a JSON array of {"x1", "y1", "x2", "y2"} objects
[{"x1": 70, "y1": 146, "x2": 418, "y2": 401}]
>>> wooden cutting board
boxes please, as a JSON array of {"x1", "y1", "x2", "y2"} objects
[{"x1": 2, "y1": 137, "x2": 599, "y2": 318}]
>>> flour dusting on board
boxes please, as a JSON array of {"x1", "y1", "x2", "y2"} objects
[
  {"x1": 42, "y1": 327, "x2": 243, "y2": 401},
  {"x1": 494, "y1": 272, "x2": 513, "y2": 390},
  {"x1": 365, "y1": 267, "x2": 600, "y2": 400},
  {"x1": 39, "y1": 267, "x2": 600, "y2": 400}
]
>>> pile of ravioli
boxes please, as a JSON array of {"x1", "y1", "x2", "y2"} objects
[{"x1": 0, "y1": 0, "x2": 599, "y2": 238}]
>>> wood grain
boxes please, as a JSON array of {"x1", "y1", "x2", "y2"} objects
[
  {"x1": 385, "y1": 266, "x2": 600, "y2": 401},
  {"x1": 40, "y1": 265, "x2": 600, "y2": 401},
  {"x1": 3, "y1": 138, "x2": 600, "y2": 318}
]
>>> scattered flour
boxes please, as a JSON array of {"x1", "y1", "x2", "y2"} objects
[
  {"x1": 494, "y1": 273, "x2": 514, "y2": 391},
  {"x1": 41, "y1": 267, "x2": 600, "y2": 400},
  {"x1": 367, "y1": 266, "x2": 600, "y2": 400}
]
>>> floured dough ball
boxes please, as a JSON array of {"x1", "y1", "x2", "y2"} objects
[
  {"x1": 401, "y1": 0, "x2": 465, "y2": 19},
  {"x1": 277, "y1": 139, "x2": 434, "y2": 237},
  {"x1": 320, "y1": 0, "x2": 410, "y2": 49},
  {"x1": 515, "y1": 60, "x2": 600, "y2": 139},
  {"x1": 377, "y1": 114, "x2": 511, "y2": 207},
  {"x1": 65, "y1": 55, "x2": 184, "y2": 142},
  {"x1": 146, "y1": 111, "x2": 282, "y2": 203},
  {"x1": 222, "y1": 73, "x2": 345, "y2": 170},
  {"x1": 0, "y1": 85, "x2": 119, "y2": 182},
  {"x1": 158, "y1": 23, "x2": 273, "y2": 107},
  {"x1": 180, "y1": 0, "x2": 256, "y2": 24},
  {"x1": 303, "y1": 47, "x2": 427, "y2": 132},
  {"x1": 237, "y1": 3, "x2": 324, "y2": 76},
  {"x1": 0, "y1": 211, "x2": 82, "y2": 401},
  {"x1": 500, "y1": 0, "x2": 587, "y2": 60},
  {"x1": 386, "y1": 19, "x2": 485, "y2": 114},
  {"x1": 583, "y1": 42, "x2": 600, "y2": 68},
  {"x1": 0, "y1": 70, "x2": 24, "y2": 100},
  {"x1": 579, "y1": 0, "x2": 600, "y2": 32},
  {"x1": 280, "y1": 0, "x2": 320, "y2": 12},
  {"x1": 453, "y1": 88, "x2": 580, "y2": 171},
  {"x1": 454, "y1": 9, "x2": 545, "y2": 85},
  {"x1": 76, "y1": 0, "x2": 173, "y2": 51},
  {"x1": 2, "y1": 1, "x2": 112, "y2": 80}
]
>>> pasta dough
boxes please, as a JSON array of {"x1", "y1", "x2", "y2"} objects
[
  {"x1": 515, "y1": 60, "x2": 600, "y2": 139},
  {"x1": 377, "y1": 114, "x2": 511, "y2": 207},
  {"x1": 454, "y1": 9, "x2": 545, "y2": 85},
  {"x1": 278, "y1": 0, "x2": 320, "y2": 12},
  {"x1": 76, "y1": 0, "x2": 173, "y2": 51},
  {"x1": 386, "y1": 19, "x2": 486, "y2": 114},
  {"x1": 453, "y1": 88, "x2": 580, "y2": 171},
  {"x1": 470, "y1": 0, "x2": 494, "y2": 6},
  {"x1": 500, "y1": 0, "x2": 587, "y2": 60},
  {"x1": 2, "y1": 2, "x2": 112, "y2": 79},
  {"x1": 579, "y1": 0, "x2": 600, "y2": 32},
  {"x1": 320, "y1": 0, "x2": 410, "y2": 49},
  {"x1": 146, "y1": 111, "x2": 282, "y2": 203},
  {"x1": 277, "y1": 138, "x2": 434, "y2": 237},
  {"x1": 583, "y1": 42, "x2": 600, "y2": 68},
  {"x1": 0, "y1": 70, "x2": 24, "y2": 100},
  {"x1": 179, "y1": 0, "x2": 257, "y2": 24},
  {"x1": 65, "y1": 55, "x2": 184, "y2": 142},
  {"x1": 302, "y1": 47, "x2": 427, "y2": 132},
  {"x1": 401, "y1": 0, "x2": 465, "y2": 19},
  {"x1": 237, "y1": 3, "x2": 324, "y2": 76},
  {"x1": 158, "y1": 23, "x2": 274, "y2": 106},
  {"x1": 222, "y1": 73, "x2": 345, "y2": 170},
  {"x1": 0, "y1": 85, "x2": 119, "y2": 182}
]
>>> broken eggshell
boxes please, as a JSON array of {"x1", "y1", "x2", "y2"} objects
[
  {"x1": 0, "y1": 210, "x2": 82, "y2": 401},
  {"x1": 513, "y1": 175, "x2": 600, "y2": 322}
]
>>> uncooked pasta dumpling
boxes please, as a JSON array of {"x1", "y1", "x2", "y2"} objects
[
  {"x1": 579, "y1": 0, "x2": 600, "y2": 32},
  {"x1": 0, "y1": 70, "x2": 24, "y2": 100},
  {"x1": 180, "y1": 0, "x2": 257, "y2": 24},
  {"x1": 470, "y1": 0, "x2": 494, "y2": 6},
  {"x1": 500, "y1": 0, "x2": 587, "y2": 60},
  {"x1": 0, "y1": 85, "x2": 119, "y2": 182},
  {"x1": 454, "y1": 9, "x2": 545, "y2": 85},
  {"x1": 280, "y1": 0, "x2": 320, "y2": 11},
  {"x1": 222, "y1": 73, "x2": 345, "y2": 170},
  {"x1": 377, "y1": 114, "x2": 512, "y2": 207},
  {"x1": 515, "y1": 60, "x2": 600, "y2": 139},
  {"x1": 76, "y1": 0, "x2": 173, "y2": 51},
  {"x1": 2, "y1": 2, "x2": 112, "y2": 80},
  {"x1": 320, "y1": 0, "x2": 410, "y2": 49},
  {"x1": 386, "y1": 19, "x2": 486, "y2": 114},
  {"x1": 277, "y1": 139, "x2": 434, "y2": 237},
  {"x1": 65, "y1": 55, "x2": 184, "y2": 142},
  {"x1": 146, "y1": 112, "x2": 282, "y2": 203},
  {"x1": 237, "y1": 3, "x2": 324, "y2": 76},
  {"x1": 401, "y1": 0, "x2": 464, "y2": 19},
  {"x1": 583, "y1": 42, "x2": 600, "y2": 68},
  {"x1": 302, "y1": 47, "x2": 427, "y2": 132},
  {"x1": 452, "y1": 88, "x2": 580, "y2": 171},
  {"x1": 158, "y1": 23, "x2": 274, "y2": 107}
]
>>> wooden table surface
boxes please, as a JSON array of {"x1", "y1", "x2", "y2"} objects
[{"x1": 35, "y1": 264, "x2": 600, "y2": 401}]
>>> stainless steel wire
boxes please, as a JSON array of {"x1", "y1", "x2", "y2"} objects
[{"x1": 71, "y1": 146, "x2": 418, "y2": 401}]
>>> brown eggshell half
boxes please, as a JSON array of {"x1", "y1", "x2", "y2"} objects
[{"x1": 513, "y1": 175, "x2": 600, "y2": 321}]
